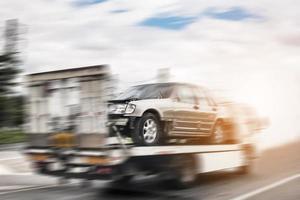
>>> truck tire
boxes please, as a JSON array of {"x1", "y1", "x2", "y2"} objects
[
  {"x1": 237, "y1": 165, "x2": 251, "y2": 175},
  {"x1": 131, "y1": 113, "x2": 163, "y2": 146},
  {"x1": 237, "y1": 144, "x2": 255, "y2": 174},
  {"x1": 111, "y1": 175, "x2": 133, "y2": 186},
  {"x1": 111, "y1": 163, "x2": 134, "y2": 186},
  {"x1": 168, "y1": 155, "x2": 197, "y2": 189}
]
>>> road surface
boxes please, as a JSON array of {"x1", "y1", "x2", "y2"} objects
[{"x1": 0, "y1": 141, "x2": 299, "y2": 200}]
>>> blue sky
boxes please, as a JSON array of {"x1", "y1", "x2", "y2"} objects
[
  {"x1": 204, "y1": 7, "x2": 259, "y2": 21},
  {"x1": 73, "y1": 1, "x2": 260, "y2": 30},
  {"x1": 140, "y1": 7, "x2": 259, "y2": 30},
  {"x1": 73, "y1": 0, "x2": 107, "y2": 6},
  {"x1": 140, "y1": 16, "x2": 196, "y2": 30}
]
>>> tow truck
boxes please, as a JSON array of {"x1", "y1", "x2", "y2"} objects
[{"x1": 24, "y1": 65, "x2": 259, "y2": 188}]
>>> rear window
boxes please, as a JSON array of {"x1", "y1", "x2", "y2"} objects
[{"x1": 117, "y1": 84, "x2": 173, "y2": 100}]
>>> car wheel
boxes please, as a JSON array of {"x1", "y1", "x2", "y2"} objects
[
  {"x1": 131, "y1": 113, "x2": 163, "y2": 146},
  {"x1": 210, "y1": 121, "x2": 226, "y2": 144}
]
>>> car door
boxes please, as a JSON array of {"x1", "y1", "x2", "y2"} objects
[
  {"x1": 171, "y1": 85, "x2": 200, "y2": 136},
  {"x1": 193, "y1": 87, "x2": 217, "y2": 135}
]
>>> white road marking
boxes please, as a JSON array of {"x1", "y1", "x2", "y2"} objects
[
  {"x1": 0, "y1": 183, "x2": 76, "y2": 195},
  {"x1": 0, "y1": 172, "x2": 33, "y2": 176},
  {"x1": 0, "y1": 165, "x2": 13, "y2": 174},
  {"x1": 0, "y1": 157, "x2": 24, "y2": 162},
  {"x1": 0, "y1": 158, "x2": 32, "y2": 175},
  {"x1": 230, "y1": 173, "x2": 300, "y2": 200},
  {"x1": 60, "y1": 193, "x2": 93, "y2": 200}
]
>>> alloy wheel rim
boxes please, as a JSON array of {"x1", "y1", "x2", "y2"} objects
[
  {"x1": 214, "y1": 125, "x2": 224, "y2": 144},
  {"x1": 143, "y1": 119, "x2": 157, "y2": 144}
]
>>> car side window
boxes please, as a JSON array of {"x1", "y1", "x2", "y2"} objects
[
  {"x1": 194, "y1": 88, "x2": 210, "y2": 107},
  {"x1": 177, "y1": 86, "x2": 196, "y2": 104}
]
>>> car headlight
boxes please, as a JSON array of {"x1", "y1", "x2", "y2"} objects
[
  {"x1": 125, "y1": 104, "x2": 136, "y2": 114},
  {"x1": 108, "y1": 104, "x2": 127, "y2": 114}
]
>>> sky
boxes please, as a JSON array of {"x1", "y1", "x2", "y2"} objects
[{"x1": 1, "y1": 0, "x2": 300, "y2": 148}]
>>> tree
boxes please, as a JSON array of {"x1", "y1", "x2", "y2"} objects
[
  {"x1": 0, "y1": 95, "x2": 24, "y2": 127},
  {"x1": 0, "y1": 19, "x2": 21, "y2": 95},
  {"x1": 0, "y1": 19, "x2": 23, "y2": 128}
]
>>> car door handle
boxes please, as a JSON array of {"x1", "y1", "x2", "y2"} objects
[{"x1": 193, "y1": 105, "x2": 199, "y2": 110}]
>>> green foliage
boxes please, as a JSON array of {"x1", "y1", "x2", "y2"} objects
[
  {"x1": 0, "y1": 95, "x2": 24, "y2": 127},
  {"x1": 0, "y1": 129, "x2": 26, "y2": 144},
  {"x1": 0, "y1": 53, "x2": 21, "y2": 95},
  {"x1": 0, "y1": 19, "x2": 24, "y2": 128},
  {"x1": 1, "y1": 19, "x2": 21, "y2": 95}
]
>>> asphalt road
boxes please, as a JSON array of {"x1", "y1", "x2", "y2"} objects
[{"x1": 0, "y1": 141, "x2": 299, "y2": 200}]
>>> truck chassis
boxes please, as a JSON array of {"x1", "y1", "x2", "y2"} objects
[{"x1": 25, "y1": 125, "x2": 254, "y2": 188}]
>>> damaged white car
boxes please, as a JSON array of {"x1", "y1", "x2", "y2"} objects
[{"x1": 108, "y1": 82, "x2": 261, "y2": 146}]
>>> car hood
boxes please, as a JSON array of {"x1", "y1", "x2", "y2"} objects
[
  {"x1": 108, "y1": 98, "x2": 140, "y2": 104},
  {"x1": 108, "y1": 98, "x2": 159, "y2": 104}
]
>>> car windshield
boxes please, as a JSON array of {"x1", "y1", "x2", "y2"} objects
[{"x1": 117, "y1": 84, "x2": 173, "y2": 100}]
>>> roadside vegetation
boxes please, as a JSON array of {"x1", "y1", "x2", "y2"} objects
[
  {"x1": 0, "y1": 129, "x2": 26, "y2": 144},
  {"x1": 0, "y1": 19, "x2": 25, "y2": 145}
]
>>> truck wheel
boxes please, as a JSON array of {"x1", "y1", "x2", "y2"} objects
[
  {"x1": 169, "y1": 155, "x2": 197, "y2": 189},
  {"x1": 58, "y1": 177, "x2": 70, "y2": 185},
  {"x1": 237, "y1": 144, "x2": 255, "y2": 174},
  {"x1": 80, "y1": 179, "x2": 92, "y2": 188},
  {"x1": 237, "y1": 165, "x2": 251, "y2": 175},
  {"x1": 132, "y1": 113, "x2": 163, "y2": 146},
  {"x1": 210, "y1": 121, "x2": 226, "y2": 144},
  {"x1": 111, "y1": 161, "x2": 135, "y2": 186},
  {"x1": 111, "y1": 175, "x2": 133, "y2": 186}
]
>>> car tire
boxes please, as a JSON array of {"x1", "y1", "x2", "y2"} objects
[
  {"x1": 131, "y1": 112, "x2": 163, "y2": 146},
  {"x1": 210, "y1": 120, "x2": 226, "y2": 144}
]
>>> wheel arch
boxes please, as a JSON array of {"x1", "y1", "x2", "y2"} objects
[
  {"x1": 214, "y1": 118, "x2": 224, "y2": 125},
  {"x1": 132, "y1": 108, "x2": 164, "y2": 146},
  {"x1": 213, "y1": 117, "x2": 237, "y2": 144},
  {"x1": 142, "y1": 109, "x2": 162, "y2": 120},
  {"x1": 215, "y1": 117, "x2": 232, "y2": 125}
]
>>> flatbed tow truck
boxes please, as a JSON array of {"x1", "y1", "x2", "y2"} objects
[
  {"x1": 24, "y1": 65, "x2": 257, "y2": 188},
  {"x1": 25, "y1": 129, "x2": 254, "y2": 188}
]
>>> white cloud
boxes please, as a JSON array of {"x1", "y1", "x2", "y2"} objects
[{"x1": 0, "y1": 0, "x2": 299, "y2": 74}]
